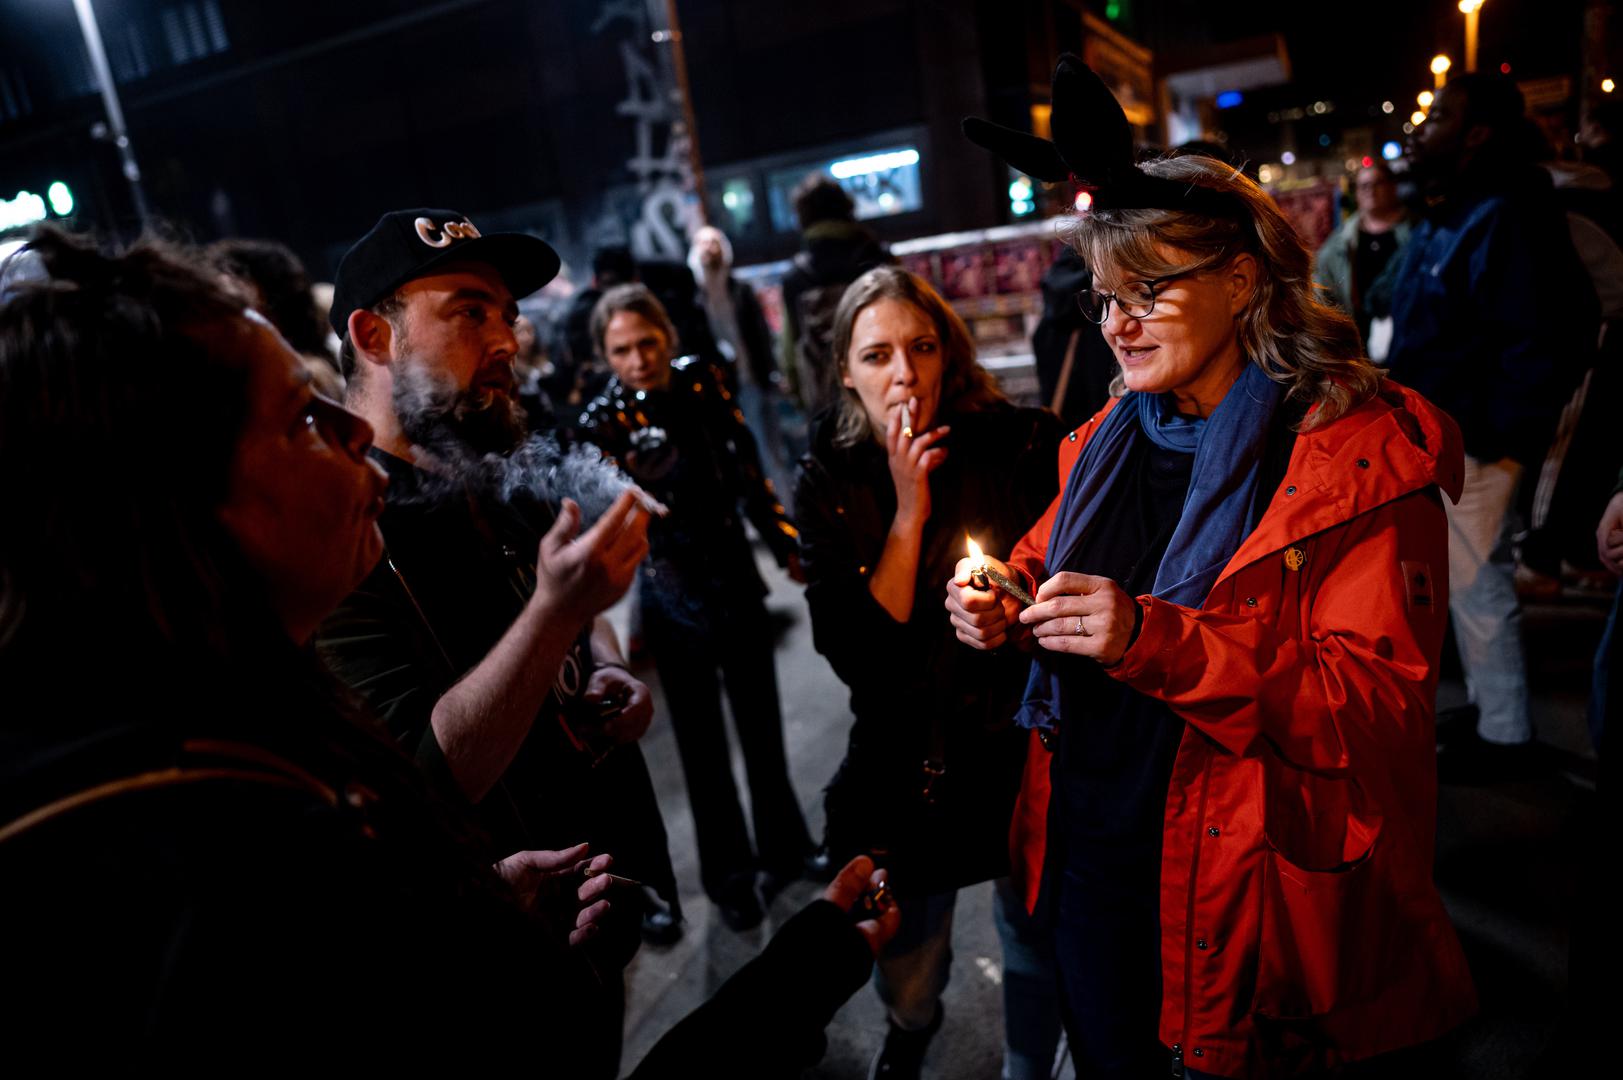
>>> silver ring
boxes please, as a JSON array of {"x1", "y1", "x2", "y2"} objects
[{"x1": 1075, "y1": 617, "x2": 1085, "y2": 636}]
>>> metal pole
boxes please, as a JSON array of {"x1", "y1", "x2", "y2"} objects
[
  {"x1": 71, "y1": 0, "x2": 151, "y2": 228},
  {"x1": 659, "y1": 0, "x2": 709, "y2": 225},
  {"x1": 1465, "y1": 9, "x2": 1479, "y2": 73}
]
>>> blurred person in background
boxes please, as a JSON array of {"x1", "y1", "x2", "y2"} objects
[
  {"x1": 1314, "y1": 160, "x2": 1412, "y2": 344},
  {"x1": 554, "y1": 244, "x2": 638, "y2": 405},
  {"x1": 577, "y1": 283, "x2": 819, "y2": 932},
  {"x1": 688, "y1": 224, "x2": 794, "y2": 496},
  {"x1": 1580, "y1": 97, "x2": 1623, "y2": 188},
  {"x1": 510, "y1": 311, "x2": 559, "y2": 430},
  {"x1": 779, "y1": 175, "x2": 894, "y2": 415},
  {"x1": 1384, "y1": 74, "x2": 1598, "y2": 779},
  {"x1": 638, "y1": 255, "x2": 720, "y2": 373},
  {"x1": 794, "y1": 266, "x2": 1064, "y2": 1080},
  {"x1": 1031, "y1": 245, "x2": 1119, "y2": 429},
  {"x1": 1516, "y1": 122, "x2": 1623, "y2": 595},
  {"x1": 210, "y1": 236, "x2": 345, "y2": 398}
]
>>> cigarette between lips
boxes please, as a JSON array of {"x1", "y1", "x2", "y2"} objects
[{"x1": 900, "y1": 402, "x2": 913, "y2": 439}]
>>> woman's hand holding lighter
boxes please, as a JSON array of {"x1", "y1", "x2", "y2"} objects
[{"x1": 945, "y1": 551, "x2": 1028, "y2": 651}]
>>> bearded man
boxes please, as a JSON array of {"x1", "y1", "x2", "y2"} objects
[{"x1": 316, "y1": 209, "x2": 680, "y2": 1079}]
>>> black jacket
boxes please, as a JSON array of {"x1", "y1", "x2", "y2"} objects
[
  {"x1": 780, "y1": 221, "x2": 892, "y2": 315},
  {"x1": 794, "y1": 405, "x2": 1062, "y2": 894},
  {"x1": 317, "y1": 450, "x2": 679, "y2": 912},
  {"x1": 1385, "y1": 164, "x2": 1597, "y2": 465},
  {"x1": 778, "y1": 221, "x2": 894, "y2": 408},
  {"x1": 1031, "y1": 246, "x2": 1117, "y2": 428},
  {"x1": 0, "y1": 663, "x2": 606, "y2": 1067},
  {"x1": 0, "y1": 670, "x2": 872, "y2": 1073}
]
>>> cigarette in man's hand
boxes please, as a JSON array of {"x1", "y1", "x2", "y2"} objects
[
  {"x1": 630, "y1": 485, "x2": 670, "y2": 518},
  {"x1": 900, "y1": 402, "x2": 913, "y2": 439},
  {"x1": 583, "y1": 869, "x2": 645, "y2": 890}
]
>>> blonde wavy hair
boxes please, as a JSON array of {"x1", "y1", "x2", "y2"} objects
[
  {"x1": 1067, "y1": 153, "x2": 1381, "y2": 429},
  {"x1": 829, "y1": 266, "x2": 1006, "y2": 448}
]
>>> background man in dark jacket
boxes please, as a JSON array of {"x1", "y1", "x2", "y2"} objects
[
  {"x1": 1030, "y1": 245, "x2": 1119, "y2": 429},
  {"x1": 1383, "y1": 75, "x2": 1597, "y2": 773},
  {"x1": 778, "y1": 175, "x2": 894, "y2": 415},
  {"x1": 556, "y1": 245, "x2": 638, "y2": 398}
]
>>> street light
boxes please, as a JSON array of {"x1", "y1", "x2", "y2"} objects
[
  {"x1": 1418, "y1": 90, "x2": 1434, "y2": 108},
  {"x1": 70, "y1": 0, "x2": 150, "y2": 228},
  {"x1": 1605, "y1": 78, "x2": 1617, "y2": 94},
  {"x1": 1431, "y1": 54, "x2": 1453, "y2": 90},
  {"x1": 1459, "y1": 1, "x2": 1485, "y2": 74},
  {"x1": 1411, "y1": 110, "x2": 1429, "y2": 126}
]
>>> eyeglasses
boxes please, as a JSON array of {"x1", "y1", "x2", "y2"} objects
[{"x1": 1076, "y1": 274, "x2": 1190, "y2": 325}]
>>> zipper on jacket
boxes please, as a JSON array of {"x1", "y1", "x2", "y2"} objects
[{"x1": 1179, "y1": 759, "x2": 1213, "y2": 1065}]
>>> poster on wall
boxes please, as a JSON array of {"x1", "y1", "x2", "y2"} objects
[
  {"x1": 900, "y1": 252, "x2": 937, "y2": 287},
  {"x1": 993, "y1": 240, "x2": 1045, "y2": 296},
  {"x1": 939, "y1": 248, "x2": 993, "y2": 301}
]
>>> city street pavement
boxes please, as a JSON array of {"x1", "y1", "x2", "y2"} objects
[{"x1": 614, "y1": 546, "x2": 1605, "y2": 1079}]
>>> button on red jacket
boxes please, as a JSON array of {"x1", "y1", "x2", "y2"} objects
[{"x1": 1004, "y1": 381, "x2": 1477, "y2": 1077}]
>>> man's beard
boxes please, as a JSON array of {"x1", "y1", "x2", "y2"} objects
[{"x1": 392, "y1": 349, "x2": 530, "y2": 471}]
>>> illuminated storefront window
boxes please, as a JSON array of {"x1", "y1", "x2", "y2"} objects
[{"x1": 766, "y1": 144, "x2": 923, "y2": 232}]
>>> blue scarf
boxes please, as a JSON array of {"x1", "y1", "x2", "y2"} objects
[{"x1": 1015, "y1": 362, "x2": 1284, "y2": 731}]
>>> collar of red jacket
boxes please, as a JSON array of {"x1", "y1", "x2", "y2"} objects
[{"x1": 1215, "y1": 379, "x2": 1464, "y2": 591}]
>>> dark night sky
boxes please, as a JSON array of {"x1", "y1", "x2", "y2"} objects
[
  {"x1": 0, "y1": 0, "x2": 1608, "y2": 260},
  {"x1": 1228, "y1": 0, "x2": 1588, "y2": 101}
]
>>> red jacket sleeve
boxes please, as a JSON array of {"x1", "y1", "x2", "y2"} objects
[{"x1": 1107, "y1": 486, "x2": 1448, "y2": 777}]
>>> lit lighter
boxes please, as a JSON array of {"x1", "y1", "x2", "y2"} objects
[
  {"x1": 965, "y1": 535, "x2": 1035, "y2": 607},
  {"x1": 851, "y1": 879, "x2": 896, "y2": 923}
]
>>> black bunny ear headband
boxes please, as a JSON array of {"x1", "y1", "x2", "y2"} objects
[{"x1": 963, "y1": 53, "x2": 1245, "y2": 219}]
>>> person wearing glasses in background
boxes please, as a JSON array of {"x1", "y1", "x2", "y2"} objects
[
  {"x1": 948, "y1": 58, "x2": 1476, "y2": 1079},
  {"x1": 1313, "y1": 159, "x2": 1412, "y2": 346}
]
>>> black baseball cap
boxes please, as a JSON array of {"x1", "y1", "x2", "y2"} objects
[{"x1": 328, "y1": 208, "x2": 561, "y2": 336}]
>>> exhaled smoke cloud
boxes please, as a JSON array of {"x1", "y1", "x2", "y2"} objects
[
  {"x1": 401, "y1": 429, "x2": 663, "y2": 523},
  {"x1": 496, "y1": 434, "x2": 665, "y2": 521},
  {"x1": 389, "y1": 351, "x2": 663, "y2": 521}
]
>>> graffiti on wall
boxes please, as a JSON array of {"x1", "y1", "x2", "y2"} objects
[{"x1": 592, "y1": 0, "x2": 694, "y2": 262}]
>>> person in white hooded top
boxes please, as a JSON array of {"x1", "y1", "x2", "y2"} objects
[{"x1": 687, "y1": 225, "x2": 792, "y2": 489}]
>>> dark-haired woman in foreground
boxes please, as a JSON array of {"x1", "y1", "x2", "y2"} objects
[
  {"x1": 0, "y1": 227, "x2": 896, "y2": 1071},
  {"x1": 950, "y1": 58, "x2": 1476, "y2": 1078}
]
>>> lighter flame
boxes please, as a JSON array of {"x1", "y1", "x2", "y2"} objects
[{"x1": 966, "y1": 535, "x2": 985, "y2": 566}]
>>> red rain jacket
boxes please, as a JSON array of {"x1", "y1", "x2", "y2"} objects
[{"x1": 1004, "y1": 382, "x2": 1477, "y2": 1076}]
